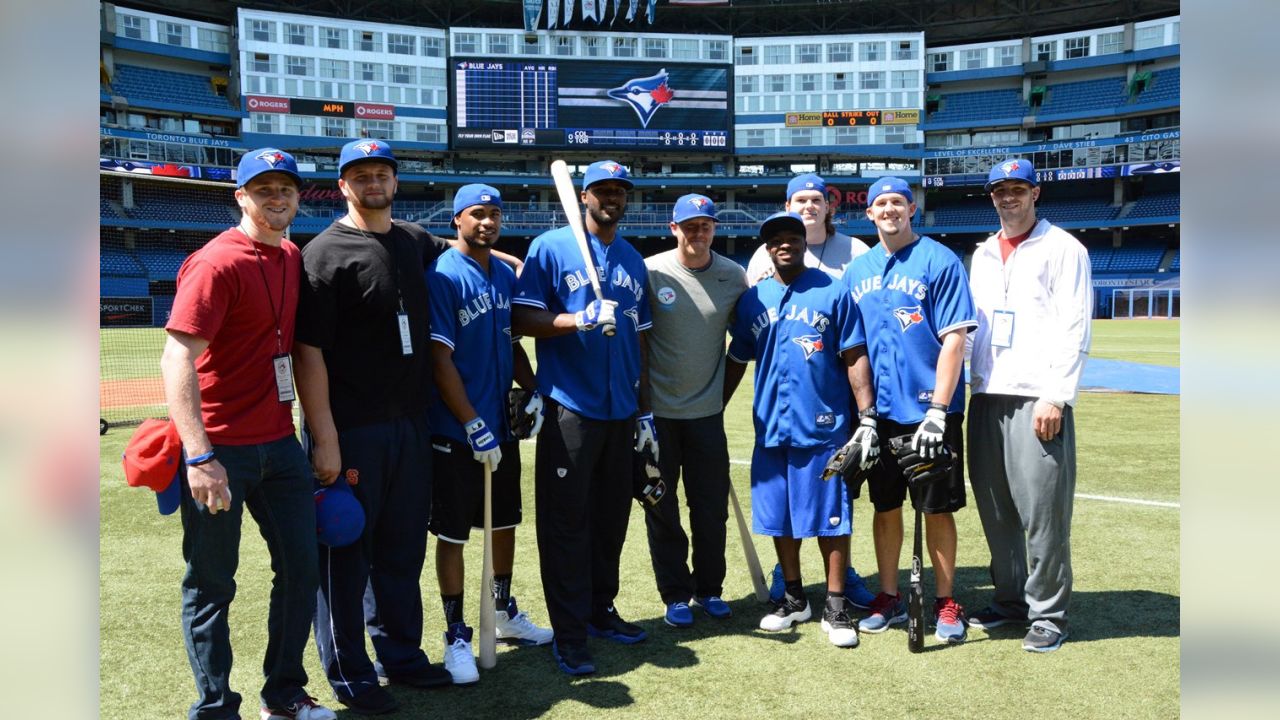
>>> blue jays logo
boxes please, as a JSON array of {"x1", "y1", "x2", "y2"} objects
[
  {"x1": 792, "y1": 334, "x2": 824, "y2": 360},
  {"x1": 999, "y1": 160, "x2": 1021, "y2": 176},
  {"x1": 255, "y1": 149, "x2": 286, "y2": 166},
  {"x1": 352, "y1": 140, "x2": 381, "y2": 156},
  {"x1": 688, "y1": 197, "x2": 708, "y2": 210},
  {"x1": 623, "y1": 306, "x2": 641, "y2": 329},
  {"x1": 607, "y1": 69, "x2": 674, "y2": 128},
  {"x1": 893, "y1": 306, "x2": 924, "y2": 331}
]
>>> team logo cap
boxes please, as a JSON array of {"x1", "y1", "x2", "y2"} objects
[
  {"x1": 672, "y1": 193, "x2": 717, "y2": 224},
  {"x1": 236, "y1": 147, "x2": 301, "y2": 188},
  {"x1": 582, "y1": 160, "x2": 634, "y2": 191},
  {"x1": 984, "y1": 157, "x2": 1038, "y2": 192},
  {"x1": 339, "y1": 139, "x2": 398, "y2": 175}
]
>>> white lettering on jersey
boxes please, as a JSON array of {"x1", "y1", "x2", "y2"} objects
[
  {"x1": 751, "y1": 303, "x2": 830, "y2": 338},
  {"x1": 563, "y1": 266, "x2": 605, "y2": 293},
  {"x1": 612, "y1": 268, "x2": 645, "y2": 303},
  {"x1": 849, "y1": 275, "x2": 882, "y2": 304},
  {"x1": 885, "y1": 273, "x2": 928, "y2": 301}
]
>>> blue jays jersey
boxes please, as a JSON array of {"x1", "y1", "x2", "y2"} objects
[
  {"x1": 513, "y1": 225, "x2": 652, "y2": 421},
  {"x1": 843, "y1": 235, "x2": 977, "y2": 423},
  {"x1": 727, "y1": 269, "x2": 860, "y2": 449},
  {"x1": 426, "y1": 248, "x2": 517, "y2": 443}
]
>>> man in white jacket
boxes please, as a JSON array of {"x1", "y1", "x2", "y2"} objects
[{"x1": 965, "y1": 158, "x2": 1092, "y2": 654}]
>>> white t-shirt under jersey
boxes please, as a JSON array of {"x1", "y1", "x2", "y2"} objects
[{"x1": 745, "y1": 231, "x2": 869, "y2": 286}]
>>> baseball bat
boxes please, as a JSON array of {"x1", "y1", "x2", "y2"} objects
[
  {"x1": 478, "y1": 463, "x2": 496, "y2": 669},
  {"x1": 907, "y1": 505, "x2": 925, "y2": 653},
  {"x1": 549, "y1": 159, "x2": 614, "y2": 336},
  {"x1": 728, "y1": 482, "x2": 769, "y2": 603}
]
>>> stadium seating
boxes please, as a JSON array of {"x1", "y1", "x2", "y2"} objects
[
  {"x1": 136, "y1": 249, "x2": 192, "y2": 280},
  {"x1": 928, "y1": 89, "x2": 1027, "y2": 124},
  {"x1": 1125, "y1": 192, "x2": 1179, "y2": 218},
  {"x1": 1086, "y1": 246, "x2": 1113, "y2": 273},
  {"x1": 110, "y1": 64, "x2": 236, "y2": 112},
  {"x1": 1035, "y1": 197, "x2": 1118, "y2": 224},
  {"x1": 101, "y1": 276, "x2": 150, "y2": 296},
  {"x1": 1105, "y1": 245, "x2": 1165, "y2": 273},
  {"x1": 101, "y1": 249, "x2": 146, "y2": 277},
  {"x1": 1036, "y1": 77, "x2": 1128, "y2": 116},
  {"x1": 1168, "y1": 249, "x2": 1180, "y2": 272},
  {"x1": 1135, "y1": 67, "x2": 1179, "y2": 104}
]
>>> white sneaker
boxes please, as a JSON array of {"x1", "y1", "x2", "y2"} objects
[
  {"x1": 443, "y1": 626, "x2": 479, "y2": 686},
  {"x1": 260, "y1": 696, "x2": 337, "y2": 720},
  {"x1": 821, "y1": 607, "x2": 860, "y2": 648},
  {"x1": 495, "y1": 596, "x2": 554, "y2": 646},
  {"x1": 759, "y1": 595, "x2": 811, "y2": 631}
]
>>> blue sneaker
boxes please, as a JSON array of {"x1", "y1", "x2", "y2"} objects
[
  {"x1": 858, "y1": 592, "x2": 908, "y2": 633},
  {"x1": 844, "y1": 567, "x2": 876, "y2": 610},
  {"x1": 664, "y1": 601, "x2": 694, "y2": 628},
  {"x1": 587, "y1": 605, "x2": 648, "y2": 644},
  {"x1": 694, "y1": 596, "x2": 732, "y2": 619},
  {"x1": 933, "y1": 596, "x2": 967, "y2": 644},
  {"x1": 769, "y1": 564, "x2": 785, "y2": 602},
  {"x1": 552, "y1": 640, "x2": 595, "y2": 676}
]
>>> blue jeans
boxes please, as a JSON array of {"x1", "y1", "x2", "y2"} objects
[{"x1": 180, "y1": 434, "x2": 319, "y2": 720}]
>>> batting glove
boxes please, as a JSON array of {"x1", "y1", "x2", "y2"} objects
[
  {"x1": 851, "y1": 413, "x2": 880, "y2": 470},
  {"x1": 634, "y1": 412, "x2": 659, "y2": 463},
  {"x1": 575, "y1": 299, "x2": 618, "y2": 335},
  {"x1": 464, "y1": 417, "x2": 502, "y2": 472},
  {"x1": 524, "y1": 391, "x2": 545, "y2": 438},
  {"x1": 912, "y1": 406, "x2": 947, "y2": 459}
]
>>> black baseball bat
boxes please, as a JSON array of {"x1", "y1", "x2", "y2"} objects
[{"x1": 907, "y1": 505, "x2": 925, "y2": 653}]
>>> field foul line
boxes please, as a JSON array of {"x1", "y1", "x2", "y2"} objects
[{"x1": 727, "y1": 458, "x2": 1179, "y2": 509}]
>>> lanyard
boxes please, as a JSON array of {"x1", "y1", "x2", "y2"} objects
[{"x1": 251, "y1": 244, "x2": 287, "y2": 353}]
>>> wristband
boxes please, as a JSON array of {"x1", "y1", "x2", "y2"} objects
[
  {"x1": 858, "y1": 407, "x2": 878, "y2": 420},
  {"x1": 185, "y1": 450, "x2": 216, "y2": 467},
  {"x1": 928, "y1": 402, "x2": 948, "y2": 412}
]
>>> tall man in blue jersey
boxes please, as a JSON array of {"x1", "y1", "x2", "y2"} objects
[
  {"x1": 426, "y1": 185, "x2": 553, "y2": 687},
  {"x1": 724, "y1": 212, "x2": 872, "y2": 649},
  {"x1": 842, "y1": 178, "x2": 977, "y2": 646},
  {"x1": 511, "y1": 160, "x2": 657, "y2": 676}
]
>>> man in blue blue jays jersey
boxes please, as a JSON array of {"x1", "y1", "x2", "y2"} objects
[
  {"x1": 511, "y1": 160, "x2": 656, "y2": 676},
  {"x1": 724, "y1": 212, "x2": 873, "y2": 649},
  {"x1": 425, "y1": 185, "x2": 553, "y2": 686},
  {"x1": 841, "y1": 177, "x2": 977, "y2": 645}
]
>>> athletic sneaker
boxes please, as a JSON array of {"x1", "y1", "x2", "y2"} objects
[
  {"x1": 844, "y1": 567, "x2": 876, "y2": 610},
  {"x1": 933, "y1": 596, "x2": 967, "y2": 644},
  {"x1": 858, "y1": 592, "x2": 908, "y2": 633},
  {"x1": 693, "y1": 595, "x2": 732, "y2": 619},
  {"x1": 588, "y1": 605, "x2": 648, "y2": 644},
  {"x1": 495, "y1": 596, "x2": 554, "y2": 646},
  {"x1": 336, "y1": 686, "x2": 398, "y2": 715},
  {"x1": 443, "y1": 623, "x2": 479, "y2": 686},
  {"x1": 552, "y1": 640, "x2": 596, "y2": 676},
  {"x1": 821, "y1": 606, "x2": 860, "y2": 648},
  {"x1": 1022, "y1": 621, "x2": 1068, "y2": 653},
  {"x1": 664, "y1": 601, "x2": 694, "y2": 628},
  {"x1": 260, "y1": 697, "x2": 337, "y2": 720},
  {"x1": 759, "y1": 593, "x2": 811, "y2": 631},
  {"x1": 769, "y1": 563, "x2": 786, "y2": 602},
  {"x1": 967, "y1": 605, "x2": 1023, "y2": 630}
]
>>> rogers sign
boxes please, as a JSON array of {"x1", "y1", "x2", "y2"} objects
[
  {"x1": 246, "y1": 95, "x2": 290, "y2": 113},
  {"x1": 356, "y1": 103, "x2": 395, "y2": 120}
]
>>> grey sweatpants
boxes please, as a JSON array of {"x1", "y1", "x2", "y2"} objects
[{"x1": 967, "y1": 394, "x2": 1076, "y2": 632}]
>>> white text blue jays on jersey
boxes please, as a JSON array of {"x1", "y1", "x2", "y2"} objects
[{"x1": 747, "y1": 302, "x2": 831, "y2": 341}]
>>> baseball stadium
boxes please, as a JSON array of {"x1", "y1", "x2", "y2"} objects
[{"x1": 99, "y1": 0, "x2": 1180, "y2": 717}]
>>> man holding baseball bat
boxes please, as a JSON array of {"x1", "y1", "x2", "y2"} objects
[
  {"x1": 841, "y1": 178, "x2": 976, "y2": 646},
  {"x1": 425, "y1": 184, "x2": 553, "y2": 686},
  {"x1": 512, "y1": 160, "x2": 656, "y2": 676},
  {"x1": 640, "y1": 194, "x2": 748, "y2": 628}
]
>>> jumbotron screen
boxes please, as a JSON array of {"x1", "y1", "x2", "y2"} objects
[{"x1": 450, "y1": 58, "x2": 731, "y2": 151}]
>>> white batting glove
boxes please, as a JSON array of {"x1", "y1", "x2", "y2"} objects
[
  {"x1": 464, "y1": 417, "x2": 502, "y2": 472},
  {"x1": 635, "y1": 412, "x2": 659, "y2": 463},
  {"x1": 851, "y1": 413, "x2": 879, "y2": 470},
  {"x1": 524, "y1": 391, "x2": 545, "y2": 438},
  {"x1": 575, "y1": 299, "x2": 618, "y2": 334},
  {"x1": 912, "y1": 406, "x2": 947, "y2": 459}
]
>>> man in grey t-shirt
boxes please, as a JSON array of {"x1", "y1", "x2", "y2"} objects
[
  {"x1": 745, "y1": 172, "x2": 869, "y2": 287},
  {"x1": 642, "y1": 194, "x2": 748, "y2": 628}
]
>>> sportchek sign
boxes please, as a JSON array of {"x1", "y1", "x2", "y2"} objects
[{"x1": 245, "y1": 96, "x2": 395, "y2": 120}]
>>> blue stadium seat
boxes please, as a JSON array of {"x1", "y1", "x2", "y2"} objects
[
  {"x1": 1168, "y1": 250, "x2": 1180, "y2": 272},
  {"x1": 1037, "y1": 77, "x2": 1128, "y2": 116},
  {"x1": 929, "y1": 89, "x2": 1027, "y2": 124},
  {"x1": 136, "y1": 249, "x2": 192, "y2": 280},
  {"x1": 110, "y1": 65, "x2": 235, "y2": 112},
  {"x1": 1135, "y1": 67, "x2": 1180, "y2": 104},
  {"x1": 1126, "y1": 192, "x2": 1180, "y2": 218},
  {"x1": 101, "y1": 250, "x2": 146, "y2": 276}
]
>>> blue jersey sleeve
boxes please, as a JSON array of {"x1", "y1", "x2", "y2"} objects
[
  {"x1": 834, "y1": 285, "x2": 861, "y2": 353},
  {"x1": 930, "y1": 254, "x2": 978, "y2": 338},
  {"x1": 425, "y1": 266, "x2": 459, "y2": 349},
  {"x1": 513, "y1": 235, "x2": 556, "y2": 311},
  {"x1": 726, "y1": 291, "x2": 757, "y2": 363}
]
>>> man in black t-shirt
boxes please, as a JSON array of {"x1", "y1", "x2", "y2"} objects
[{"x1": 294, "y1": 140, "x2": 452, "y2": 714}]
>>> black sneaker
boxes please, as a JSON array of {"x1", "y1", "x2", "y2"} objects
[
  {"x1": 820, "y1": 606, "x2": 859, "y2": 647},
  {"x1": 759, "y1": 593, "x2": 811, "y2": 631},
  {"x1": 588, "y1": 605, "x2": 648, "y2": 644},
  {"x1": 336, "y1": 686, "x2": 398, "y2": 715},
  {"x1": 378, "y1": 662, "x2": 453, "y2": 689},
  {"x1": 967, "y1": 605, "x2": 1024, "y2": 630},
  {"x1": 552, "y1": 640, "x2": 596, "y2": 676}
]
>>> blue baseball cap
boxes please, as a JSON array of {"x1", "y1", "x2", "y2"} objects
[
  {"x1": 315, "y1": 483, "x2": 365, "y2": 547},
  {"x1": 453, "y1": 184, "x2": 503, "y2": 217},
  {"x1": 236, "y1": 148, "x2": 301, "y2": 188},
  {"x1": 866, "y1": 177, "x2": 914, "y2": 205},
  {"x1": 339, "y1": 139, "x2": 398, "y2": 175},
  {"x1": 672, "y1": 193, "x2": 717, "y2": 224},
  {"x1": 786, "y1": 173, "x2": 826, "y2": 201},
  {"x1": 760, "y1": 211, "x2": 806, "y2": 241},
  {"x1": 582, "y1": 160, "x2": 633, "y2": 191},
  {"x1": 985, "y1": 158, "x2": 1038, "y2": 192}
]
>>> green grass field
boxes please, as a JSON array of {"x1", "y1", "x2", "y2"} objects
[{"x1": 99, "y1": 319, "x2": 1179, "y2": 719}]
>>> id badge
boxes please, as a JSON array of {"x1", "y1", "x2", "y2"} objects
[
  {"x1": 397, "y1": 312, "x2": 413, "y2": 355},
  {"x1": 273, "y1": 353, "x2": 296, "y2": 402},
  {"x1": 992, "y1": 310, "x2": 1015, "y2": 348}
]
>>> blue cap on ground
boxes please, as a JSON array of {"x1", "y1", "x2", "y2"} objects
[
  {"x1": 339, "y1": 139, "x2": 398, "y2": 175},
  {"x1": 672, "y1": 193, "x2": 717, "y2": 223},
  {"x1": 582, "y1": 160, "x2": 633, "y2": 191},
  {"x1": 760, "y1": 211, "x2": 806, "y2": 241},
  {"x1": 236, "y1": 148, "x2": 301, "y2": 188},
  {"x1": 786, "y1": 173, "x2": 826, "y2": 201},
  {"x1": 315, "y1": 483, "x2": 365, "y2": 547},
  {"x1": 453, "y1": 184, "x2": 503, "y2": 216},
  {"x1": 866, "y1": 177, "x2": 914, "y2": 205},
  {"x1": 984, "y1": 158, "x2": 1038, "y2": 192}
]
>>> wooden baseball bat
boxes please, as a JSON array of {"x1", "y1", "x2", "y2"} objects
[
  {"x1": 907, "y1": 505, "x2": 925, "y2": 653},
  {"x1": 478, "y1": 463, "x2": 497, "y2": 669},
  {"x1": 549, "y1": 159, "x2": 614, "y2": 336},
  {"x1": 728, "y1": 482, "x2": 770, "y2": 603}
]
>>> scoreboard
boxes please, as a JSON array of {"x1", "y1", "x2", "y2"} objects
[
  {"x1": 784, "y1": 109, "x2": 921, "y2": 127},
  {"x1": 451, "y1": 59, "x2": 731, "y2": 151}
]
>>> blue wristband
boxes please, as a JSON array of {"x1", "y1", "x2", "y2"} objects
[{"x1": 185, "y1": 450, "x2": 216, "y2": 466}]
